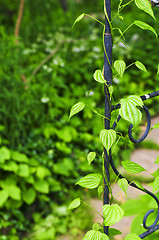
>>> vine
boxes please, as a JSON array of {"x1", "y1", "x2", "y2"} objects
[{"x1": 68, "y1": 0, "x2": 159, "y2": 239}]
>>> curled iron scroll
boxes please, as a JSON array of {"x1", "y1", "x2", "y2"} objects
[
  {"x1": 128, "y1": 105, "x2": 151, "y2": 143},
  {"x1": 110, "y1": 92, "x2": 159, "y2": 238}
]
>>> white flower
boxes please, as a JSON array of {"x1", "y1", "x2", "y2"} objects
[{"x1": 41, "y1": 97, "x2": 50, "y2": 103}]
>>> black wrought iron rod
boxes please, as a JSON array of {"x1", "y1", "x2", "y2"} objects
[
  {"x1": 139, "y1": 224, "x2": 159, "y2": 239},
  {"x1": 103, "y1": 0, "x2": 112, "y2": 236},
  {"x1": 111, "y1": 90, "x2": 159, "y2": 111}
]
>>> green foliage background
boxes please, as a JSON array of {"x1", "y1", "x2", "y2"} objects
[{"x1": 0, "y1": 0, "x2": 159, "y2": 239}]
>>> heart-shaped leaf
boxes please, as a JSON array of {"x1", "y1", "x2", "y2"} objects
[
  {"x1": 134, "y1": 20, "x2": 157, "y2": 38},
  {"x1": 135, "y1": 0, "x2": 155, "y2": 20},
  {"x1": 114, "y1": 60, "x2": 126, "y2": 78},
  {"x1": 93, "y1": 70, "x2": 106, "y2": 83},
  {"x1": 100, "y1": 129, "x2": 116, "y2": 152},
  {"x1": 103, "y1": 204, "x2": 124, "y2": 226},
  {"x1": 68, "y1": 198, "x2": 81, "y2": 210},
  {"x1": 83, "y1": 230, "x2": 109, "y2": 240},
  {"x1": 121, "y1": 160, "x2": 146, "y2": 173},
  {"x1": 76, "y1": 174, "x2": 102, "y2": 189},
  {"x1": 119, "y1": 96, "x2": 143, "y2": 127},
  {"x1": 69, "y1": 102, "x2": 85, "y2": 120}
]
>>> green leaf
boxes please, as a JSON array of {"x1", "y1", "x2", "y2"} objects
[
  {"x1": 109, "y1": 228, "x2": 122, "y2": 237},
  {"x1": 134, "y1": 0, "x2": 155, "y2": 20},
  {"x1": 118, "y1": 178, "x2": 128, "y2": 197},
  {"x1": 0, "y1": 190, "x2": 9, "y2": 207},
  {"x1": 121, "y1": 160, "x2": 146, "y2": 173},
  {"x1": 83, "y1": 230, "x2": 109, "y2": 240},
  {"x1": 67, "y1": 198, "x2": 81, "y2": 210},
  {"x1": 125, "y1": 233, "x2": 141, "y2": 240},
  {"x1": 11, "y1": 151, "x2": 29, "y2": 163},
  {"x1": 69, "y1": 102, "x2": 85, "y2": 120},
  {"x1": 34, "y1": 180, "x2": 49, "y2": 193},
  {"x1": 122, "y1": 199, "x2": 147, "y2": 216},
  {"x1": 93, "y1": 223, "x2": 102, "y2": 231},
  {"x1": 103, "y1": 204, "x2": 124, "y2": 226},
  {"x1": 133, "y1": 180, "x2": 145, "y2": 191},
  {"x1": 134, "y1": 20, "x2": 157, "y2": 38},
  {"x1": 22, "y1": 187, "x2": 36, "y2": 205},
  {"x1": 87, "y1": 152, "x2": 96, "y2": 165},
  {"x1": 119, "y1": 95, "x2": 143, "y2": 127},
  {"x1": 126, "y1": 95, "x2": 143, "y2": 107},
  {"x1": 157, "y1": 63, "x2": 159, "y2": 75},
  {"x1": 155, "y1": 155, "x2": 159, "y2": 164},
  {"x1": 100, "y1": 129, "x2": 116, "y2": 152},
  {"x1": 73, "y1": 13, "x2": 85, "y2": 27},
  {"x1": 153, "y1": 176, "x2": 159, "y2": 192},
  {"x1": 76, "y1": 174, "x2": 102, "y2": 189},
  {"x1": 8, "y1": 185, "x2": 21, "y2": 201},
  {"x1": 98, "y1": 186, "x2": 103, "y2": 197},
  {"x1": 17, "y1": 164, "x2": 30, "y2": 177},
  {"x1": 152, "y1": 122, "x2": 159, "y2": 129},
  {"x1": 135, "y1": 61, "x2": 147, "y2": 72},
  {"x1": 93, "y1": 69, "x2": 106, "y2": 83},
  {"x1": 108, "y1": 85, "x2": 113, "y2": 99},
  {"x1": 1, "y1": 161, "x2": 18, "y2": 173},
  {"x1": 114, "y1": 60, "x2": 126, "y2": 78},
  {"x1": 0, "y1": 146, "x2": 10, "y2": 163}
]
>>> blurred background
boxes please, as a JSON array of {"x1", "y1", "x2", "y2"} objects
[{"x1": 0, "y1": 0, "x2": 159, "y2": 239}]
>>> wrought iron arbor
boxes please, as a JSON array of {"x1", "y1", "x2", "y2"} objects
[{"x1": 103, "y1": 0, "x2": 159, "y2": 238}]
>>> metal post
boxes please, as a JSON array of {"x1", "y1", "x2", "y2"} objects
[{"x1": 103, "y1": 0, "x2": 112, "y2": 236}]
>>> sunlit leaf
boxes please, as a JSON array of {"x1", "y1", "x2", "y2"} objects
[
  {"x1": 93, "y1": 69, "x2": 106, "y2": 83},
  {"x1": 73, "y1": 13, "x2": 85, "y2": 27},
  {"x1": 134, "y1": 0, "x2": 155, "y2": 20},
  {"x1": 0, "y1": 190, "x2": 9, "y2": 207},
  {"x1": 133, "y1": 180, "x2": 145, "y2": 191},
  {"x1": 135, "y1": 61, "x2": 147, "y2": 72},
  {"x1": 69, "y1": 102, "x2": 85, "y2": 120},
  {"x1": 100, "y1": 129, "x2": 116, "y2": 152},
  {"x1": 87, "y1": 152, "x2": 96, "y2": 165},
  {"x1": 155, "y1": 155, "x2": 159, "y2": 164},
  {"x1": 98, "y1": 186, "x2": 103, "y2": 197},
  {"x1": 118, "y1": 178, "x2": 128, "y2": 197},
  {"x1": 134, "y1": 20, "x2": 157, "y2": 37},
  {"x1": 22, "y1": 187, "x2": 36, "y2": 205},
  {"x1": 153, "y1": 176, "x2": 159, "y2": 192},
  {"x1": 121, "y1": 160, "x2": 146, "y2": 173},
  {"x1": 157, "y1": 63, "x2": 159, "y2": 75},
  {"x1": 114, "y1": 60, "x2": 126, "y2": 78},
  {"x1": 68, "y1": 198, "x2": 81, "y2": 210},
  {"x1": 119, "y1": 95, "x2": 143, "y2": 127},
  {"x1": 125, "y1": 233, "x2": 141, "y2": 240},
  {"x1": 76, "y1": 174, "x2": 102, "y2": 189},
  {"x1": 103, "y1": 204, "x2": 124, "y2": 226},
  {"x1": 152, "y1": 122, "x2": 159, "y2": 129},
  {"x1": 83, "y1": 230, "x2": 109, "y2": 240}
]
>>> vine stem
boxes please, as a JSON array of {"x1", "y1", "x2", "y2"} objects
[
  {"x1": 81, "y1": 200, "x2": 104, "y2": 219},
  {"x1": 14, "y1": 0, "x2": 25, "y2": 44}
]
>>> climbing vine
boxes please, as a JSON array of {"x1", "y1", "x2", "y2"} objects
[{"x1": 68, "y1": 0, "x2": 159, "y2": 239}]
